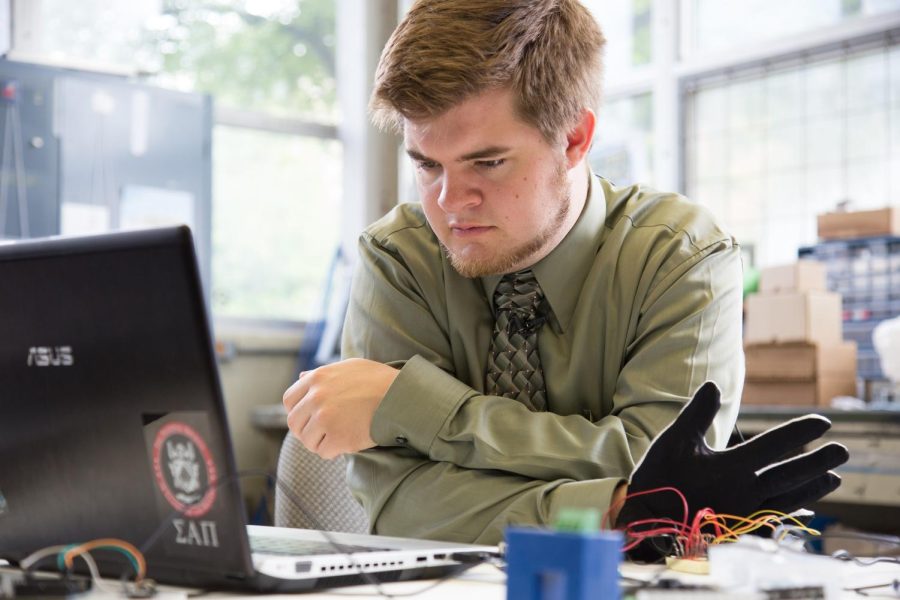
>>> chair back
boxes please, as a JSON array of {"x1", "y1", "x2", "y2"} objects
[{"x1": 274, "y1": 432, "x2": 369, "y2": 533}]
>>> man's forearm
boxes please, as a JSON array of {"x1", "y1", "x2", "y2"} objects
[
  {"x1": 372, "y1": 355, "x2": 668, "y2": 482},
  {"x1": 349, "y1": 448, "x2": 627, "y2": 544}
]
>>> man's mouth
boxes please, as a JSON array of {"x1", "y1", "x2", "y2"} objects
[{"x1": 450, "y1": 224, "x2": 493, "y2": 236}]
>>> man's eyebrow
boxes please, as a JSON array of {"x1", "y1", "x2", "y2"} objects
[
  {"x1": 405, "y1": 146, "x2": 512, "y2": 164},
  {"x1": 459, "y1": 146, "x2": 512, "y2": 161},
  {"x1": 406, "y1": 148, "x2": 432, "y2": 162}
]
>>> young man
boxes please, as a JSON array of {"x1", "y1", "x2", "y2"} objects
[{"x1": 283, "y1": 0, "x2": 847, "y2": 546}]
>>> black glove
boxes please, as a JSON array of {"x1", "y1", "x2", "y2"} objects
[{"x1": 616, "y1": 381, "x2": 849, "y2": 555}]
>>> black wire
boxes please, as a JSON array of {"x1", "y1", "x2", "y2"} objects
[
  {"x1": 138, "y1": 468, "x2": 496, "y2": 599},
  {"x1": 832, "y1": 551, "x2": 900, "y2": 567},
  {"x1": 816, "y1": 531, "x2": 900, "y2": 547},
  {"x1": 619, "y1": 564, "x2": 671, "y2": 592},
  {"x1": 322, "y1": 562, "x2": 491, "y2": 598},
  {"x1": 648, "y1": 535, "x2": 677, "y2": 561},
  {"x1": 844, "y1": 578, "x2": 900, "y2": 597},
  {"x1": 257, "y1": 468, "x2": 487, "y2": 598},
  {"x1": 793, "y1": 530, "x2": 900, "y2": 564}
]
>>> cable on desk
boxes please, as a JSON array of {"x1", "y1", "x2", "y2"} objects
[
  {"x1": 18, "y1": 541, "x2": 154, "y2": 597},
  {"x1": 844, "y1": 578, "x2": 900, "y2": 597},
  {"x1": 136, "y1": 468, "x2": 500, "y2": 599},
  {"x1": 7, "y1": 469, "x2": 496, "y2": 600},
  {"x1": 321, "y1": 560, "x2": 503, "y2": 599},
  {"x1": 832, "y1": 550, "x2": 900, "y2": 567},
  {"x1": 258, "y1": 469, "x2": 502, "y2": 599},
  {"x1": 61, "y1": 539, "x2": 146, "y2": 581},
  {"x1": 783, "y1": 529, "x2": 900, "y2": 569}
]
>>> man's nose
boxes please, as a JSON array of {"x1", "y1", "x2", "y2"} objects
[{"x1": 437, "y1": 174, "x2": 481, "y2": 212}]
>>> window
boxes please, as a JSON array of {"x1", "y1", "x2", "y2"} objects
[
  {"x1": 212, "y1": 127, "x2": 341, "y2": 319},
  {"x1": 18, "y1": 0, "x2": 160, "y2": 71},
  {"x1": 683, "y1": 0, "x2": 900, "y2": 58},
  {"x1": 15, "y1": 0, "x2": 341, "y2": 322},
  {"x1": 149, "y1": 0, "x2": 340, "y2": 321},
  {"x1": 589, "y1": 93, "x2": 654, "y2": 187},
  {"x1": 685, "y1": 42, "x2": 900, "y2": 267},
  {"x1": 576, "y1": 2, "x2": 656, "y2": 187},
  {"x1": 581, "y1": 0, "x2": 652, "y2": 82}
]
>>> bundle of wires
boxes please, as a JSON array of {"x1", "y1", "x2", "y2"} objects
[
  {"x1": 602, "y1": 486, "x2": 820, "y2": 560},
  {"x1": 19, "y1": 537, "x2": 151, "y2": 596}
]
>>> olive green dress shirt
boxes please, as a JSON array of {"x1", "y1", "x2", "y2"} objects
[{"x1": 341, "y1": 174, "x2": 744, "y2": 545}]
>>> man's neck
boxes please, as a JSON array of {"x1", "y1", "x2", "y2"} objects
[
  {"x1": 554, "y1": 161, "x2": 590, "y2": 245},
  {"x1": 568, "y1": 161, "x2": 591, "y2": 221}
]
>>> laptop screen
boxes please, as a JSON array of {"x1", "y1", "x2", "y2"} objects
[{"x1": 0, "y1": 226, "x2": 256, "y2": 587}]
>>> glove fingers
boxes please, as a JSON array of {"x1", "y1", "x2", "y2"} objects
[
  {"x1": 728, "y1": 415, "x2": 832, "y2": 470},
  {"x1": 664, "y1": 381, "x2": 721, "y2": 441},
  {"x1": 757, "y1": 442, "x2": 849, "y2": 498},
  {"x1": 761, "y1": 471, "x2": 842, "y2": 514}
]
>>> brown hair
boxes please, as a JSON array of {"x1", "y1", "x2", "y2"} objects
[{"x1": 370, "y1": 0, "x2": 605, "y2": 144}]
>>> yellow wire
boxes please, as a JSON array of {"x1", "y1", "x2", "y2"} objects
[
  {"x1": 744, "y1": 508, "x2": 821, "y2": 530},
  {"x1": 700, "y1": 511, "x2": 820, "y2": 545},
  {"x1": 702, "y1": 514, "x2": 770, "y2": 543},
  {"x1": 634, "y1": 507, "x2": 824, "y2": 559}
]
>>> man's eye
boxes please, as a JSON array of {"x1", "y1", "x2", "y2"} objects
[
  {"x1": 416, "y1": 160, "x2": 439, "y2": 171},
  {"x1": 476, "y1": 159, "x2": 505, "y2": 169}
]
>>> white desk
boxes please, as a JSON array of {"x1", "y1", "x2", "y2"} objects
[
  {"x1": 48, "y1": 559, "x2": 900, "y2": 600},
  {"x1": 75, "y1": 565, "x2": 506, "y2": 600}
]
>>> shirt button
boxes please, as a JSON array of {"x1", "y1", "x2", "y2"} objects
[{"x1": 395, "y1": 436, "x2": 408, "y2": 445}]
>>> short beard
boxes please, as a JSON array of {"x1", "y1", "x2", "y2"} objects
[{"x1": 444, "y1": 163, "x2": 571, "y2": 278}]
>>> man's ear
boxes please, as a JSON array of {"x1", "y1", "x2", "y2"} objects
[{"x1": 563, "y1": 109, "x2": 596, "y2": 168}]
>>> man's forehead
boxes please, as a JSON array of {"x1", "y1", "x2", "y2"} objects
[
  {"x1": 404, "y1": 88, "x2": 522, "y2": 134},
  {"x1": 403, "y1": 122, "x2": 495, "y2": 159},
  {"x1": 403, "y1": 102, "x2": 545, "y2": 159}
]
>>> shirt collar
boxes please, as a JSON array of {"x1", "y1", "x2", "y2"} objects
[{"x1": 482, "y1": 170, "x2": 607, "y2": 333}]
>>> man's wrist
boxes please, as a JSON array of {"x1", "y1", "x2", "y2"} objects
[
  {"x1": 370, "y1": 355, "x2": 473, "y2": 451},
  {"x1": 609, "y1": 481, "x2": 629, "y2": 526}
]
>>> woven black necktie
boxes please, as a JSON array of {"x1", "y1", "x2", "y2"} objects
[{"x1": 485, "y1": 269, "x2": 549, "y2": 411}]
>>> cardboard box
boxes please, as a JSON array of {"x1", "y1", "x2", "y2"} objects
[
  {"x1": 745, "y1": 341, "x2": 857, "y2": 381},
  {"x1": 817, "y1": 207, "x2": 900, "y2": 240},
  {"x1": 744, "y1": 291, "x2": 842, "y2": 345},
  {"x1": 742, "y1": 378, "x2": 857, "y2": 407},
  {"x1": 758, "y1": 261, "x2": 826, "y2": 294}
]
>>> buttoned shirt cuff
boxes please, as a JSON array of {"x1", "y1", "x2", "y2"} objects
[
  {"x1": 370, "y1": 354, "x2": 474, "y2": 453},
  {"x1": 549, "y1": 478, "x2": 628, "y2": 526}
]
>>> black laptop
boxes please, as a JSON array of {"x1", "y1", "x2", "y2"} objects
[{"x1": 0, "y1": 226, "x2": 496, "y2": 592}]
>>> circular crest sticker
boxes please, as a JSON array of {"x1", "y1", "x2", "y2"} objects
[{"x1": 152, "y1": 422, "x2": 218, "y2": 517}]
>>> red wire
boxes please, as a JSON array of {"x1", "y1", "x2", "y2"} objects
[
  {"x1": 611, "y1": 488, "x2": 809, "y2": 560},
  {"x1": 686, "y1": 506, "x2": 714, "y2": 557},
  {"x1": 603, "y1": 485, "x2": 691, "y2": 532},
  {"x1": 608, "y1": 486, "x2": 712, "y2": 556}
]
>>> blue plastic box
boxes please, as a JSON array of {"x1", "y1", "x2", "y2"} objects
[{"x1": 505, "y1": 527, "x2": 622, "y2": 600}]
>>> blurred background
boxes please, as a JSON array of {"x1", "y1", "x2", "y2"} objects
[{"x1": 1, "y1": 0, "x2": 899, "y2": 540}]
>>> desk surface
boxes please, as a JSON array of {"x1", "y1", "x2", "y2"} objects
[{"x1": 43, "y1": 559, "x2": 900, "y2": 599}]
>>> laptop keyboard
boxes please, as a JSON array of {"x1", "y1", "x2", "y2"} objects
[{"x1": 250, "y1": 535, "x2": 388, "y2": 556}]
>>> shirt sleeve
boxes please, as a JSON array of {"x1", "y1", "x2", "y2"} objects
[
  {"x1": 346, "y1": 448, "x2": 624, "y2": 544},
  {"x1": 343, "y1": 227, "x2": 743, "y2": 543},
  {"x1": 365, "y1": 238, "x2": 744, "y2": 481},
  {"x1": 608, "y1": 239, "x2": 745, "y2": 455}
]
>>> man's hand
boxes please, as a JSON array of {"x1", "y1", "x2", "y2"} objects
[
  {"x1": 282, "y1": 358, "x2": 399, "y2": 459},
  {"x1": 616, "y1": 381, "x2": 849, "y2": 535}
]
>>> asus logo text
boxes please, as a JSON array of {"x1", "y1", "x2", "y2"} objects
[{"x1": 27, "y1": 346, "x2": 74, "y2": 367}]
